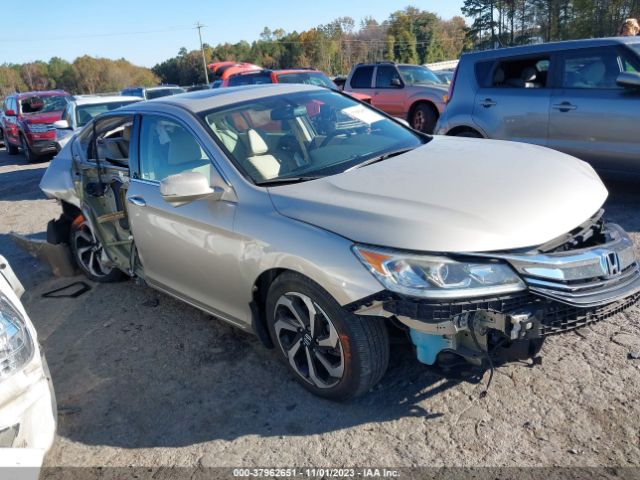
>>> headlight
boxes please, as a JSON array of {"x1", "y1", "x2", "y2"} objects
[
  {"x1": 353, "y1": 245, "x2": 526, "y2": 299},
  {"x1": 26, "y1": 123, "x2": 50, "y2": 133},
  {"x1": 0, "y1": 292, "x2": 34, "y2": 380}
]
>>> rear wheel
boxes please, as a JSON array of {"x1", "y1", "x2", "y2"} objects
[
  {"x1": 455, "y1": 130, "x2": 482, "y2": 138},
  {"x1": 70, "y1": 217, "x2": 124, "y2": 283},
  {"x1": 266, "y1": 272, "x2": 389, "y2": 401},
  {"x1": 410, "y1": 103, "x2": 438, "y2": 134}
]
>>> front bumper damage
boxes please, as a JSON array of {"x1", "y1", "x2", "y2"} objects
[{"x1": 348, "y1": 222, "x2": 640, "y2": 365}]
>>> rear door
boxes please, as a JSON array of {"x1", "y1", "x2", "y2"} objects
[
  {"x1": 548, "y1": 45, "x2": 640, "y2": 174},
  {"x1": 372, "y1": 65, "x2": 405, "y2": 116},
  {"x1": 74, "y1": 114, "x2": 136, "y2": 274},
  {"x1": 472, "y1": 54, "x2": 554, "y2": 146}
]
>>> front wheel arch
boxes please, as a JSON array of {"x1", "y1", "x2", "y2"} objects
[{"x1": 446, "y1": 125, "x2": 485, "y2": 138}]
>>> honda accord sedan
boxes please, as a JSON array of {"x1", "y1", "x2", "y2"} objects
[{"x1": 40, "y1": 84, "x2": 640, "y2": 400}]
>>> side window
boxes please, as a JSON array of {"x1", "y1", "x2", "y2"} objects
[
  {"x1": 375, "y1": 66, "x2": 402, "y2": 88},
  {"x1": 139, "y1": 116, "x2": 211, "y2": 182},
  {"x1": 491, "y1": 55, "x2": 550, "y2": 88},
  {"x1": 561, "y1": 47, "x2": 632, "y2": 89},
  {"x1": 350, "y1": 66, "x2": 374, "y2": 89}
]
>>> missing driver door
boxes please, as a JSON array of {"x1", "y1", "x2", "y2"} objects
[{"x1": 77, "y1": 114, "x2": 136, "y2": 274}]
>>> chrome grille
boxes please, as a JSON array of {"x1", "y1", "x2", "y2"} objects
[{"x1": 472, "y1": 223, "x2": 640, "y2": 308}]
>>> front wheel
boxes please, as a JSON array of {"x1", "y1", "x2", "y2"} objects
[
  {"x1": 7, "y1": 140, "x2": 19, "y2": 155},
  {"x1": 266, "y1": 272, "x2": 389, "y2": 401},
  {"x1": 410, "y1": 103, "x2": 438, "y2": 133},
  {"x1": 20, "y1": 135, "x2": 37, "y2": 163},
  {"x1": 70, "y1": 217, "x2": 124, "y2": 283}
]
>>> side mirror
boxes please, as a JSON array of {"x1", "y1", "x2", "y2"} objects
[
  {"x1": 617, "y1": 72, "x2": 640, "y2": 90},
  {"x1": 391, "y1": 77, "x2": 403, "y2": 88},
  {"x1": 53, "y1": 119, "x2": 71, "y2": 130},
  {"x1": 160, "y1": 171, "x2": 223, "y2": 207},
  {"x1": 4, "y1": 109, "x2": 16, "y2": 117}
]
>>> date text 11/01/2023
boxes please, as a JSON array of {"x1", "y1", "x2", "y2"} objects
[{"x1": 232, "y1": 468, "x2": 400, "y2": 478}]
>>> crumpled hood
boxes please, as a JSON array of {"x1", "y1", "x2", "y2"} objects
[
  {"x1": 23, "y1": 111, "x2": 63, "y2": 124},
  {"x1": 268, "y1": 136, "x2": 608, "y2": 253}
]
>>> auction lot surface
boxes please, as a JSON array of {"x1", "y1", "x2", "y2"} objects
[{"x1": 1, "y1": 147, "x2": 639, "y2": 469}]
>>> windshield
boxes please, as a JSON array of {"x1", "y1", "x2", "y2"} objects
[
  {"x1": 398, "y1": 65, "x2": 444, "y2": 86},
  {"x1": 228, "y1": 73, "x2": 273, "y2": 86},
  {"x1": 76, "y1": 101, "x2": 138, "y2": 127},
  {"x1": 146, "y1": 88, "x2": 185, "y2": 99},
  {"x1": 276, "y1": 72, "x2": 337, "y2": 89},
  {"x1": 201, "y1": 89, "x2": 424, "y2": 185},
  {"x1": 21, "y1": 95, "x2": 68, "y2": 114}
]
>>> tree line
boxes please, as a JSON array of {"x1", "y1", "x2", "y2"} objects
[
  {"x1": 0, "y1": 56, "x2": 158, "y2": 97},
  {"x1": 462, "y1": 0, "x2": 640, "y2": 48},
  {"x1": 2, "y1": 2, "x2": 639, "y2": 95},
  {"x1": 153, "y1": 7, "x2": 469, "y2": 85}
]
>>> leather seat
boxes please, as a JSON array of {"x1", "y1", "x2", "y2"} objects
[
  {"x1": 156, "y1": 127, "x2": 209, "y2": 181},
  {"x1": 244, "y1": 129, "x2": 281, "y2": 181}
]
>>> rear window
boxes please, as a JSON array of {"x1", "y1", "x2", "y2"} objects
[
  {"x1": 482, "y1": 56, "x2": 550, "y2": 89},
  {"x1": 350, "y1": 66, "x2": 374, "y2": 89},
  {"x1": 146, "y1": 88, "x2": 185, "y2": 99},
  {"x1": 228, "y1": 72, "x2": 273, "y2": 86},
  {"x1": 76, "y1": 101, "x2": 138, "y2": 127},
  {"x1": 276, "y1": 72, "x2": 336, "y2": 89}
]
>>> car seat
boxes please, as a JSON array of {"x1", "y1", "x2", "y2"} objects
[
  {"x1": 157, "y1": 127, "x2": 209, "y2": 181},
  {"x1": 244, "y1": 129, "x2": 281, "y2": 181}
]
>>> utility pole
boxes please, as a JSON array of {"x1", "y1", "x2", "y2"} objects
[{"x1": 196, "y1": 22, "x2": 210, "y2": 85}]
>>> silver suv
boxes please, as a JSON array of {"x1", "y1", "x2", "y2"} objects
[
  {"x1": 436, "y1": 37, "x2": 640, "y2": 177},
  {"x1": 40, "y1": 84, "x2": 640, "y2": 400},
  {"x1": 344, "y1": 62, "x2": 448, "y2": 133}
]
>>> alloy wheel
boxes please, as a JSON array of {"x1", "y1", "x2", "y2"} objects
[
  {"x1": 73, "y1": 221, "x2": 113, "y2": 278},
  {"x1": 412, "y1": 110, "x2": 425, "y2": 131},
  {"x1": 273, "y1": 292, "x2": 345, "y2": 389}
]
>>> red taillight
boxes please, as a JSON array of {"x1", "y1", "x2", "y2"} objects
[{"x1": 446, "y1": 67, "x2": 458, "y2": 104}]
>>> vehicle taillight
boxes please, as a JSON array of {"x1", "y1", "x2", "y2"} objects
[{"x1": 446, "y1": 67, "x2": 458, "y2": 104}]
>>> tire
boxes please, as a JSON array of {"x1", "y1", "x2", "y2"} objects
[
  {"x1": 455, "y1": 130, "x2": 482, "y2": 138},
  {"x1": 20, "y1": 135, "x2": 37, "y2": 163},
  {"x1": 70, "y1": 217, "x2": 125, "y2": 283},
  {"x1": 7, "y1": 140, "x2": 19, "y2": 155},
  {"x1": 410, "y1": 103, "x2": 438, "y2": 134},
  {"x1": 266, "y1": 271, "x2": 389, "y2": 401}
]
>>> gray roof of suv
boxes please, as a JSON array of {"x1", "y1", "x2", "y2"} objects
[{"x1": 461, "y1": 36, "x2": 640, "y2": 61}]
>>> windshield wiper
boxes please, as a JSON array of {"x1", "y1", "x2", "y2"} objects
[
  {"x1": 346, "y1": 147, "x2": 415, "y2": 172},
  {"x1": 255, "y1": 176, "x2": 322, "y2": 187}
]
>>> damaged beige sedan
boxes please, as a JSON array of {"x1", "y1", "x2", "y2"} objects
[{"x1": 40, "y1": 84, "x2": 640, "y2": 400}]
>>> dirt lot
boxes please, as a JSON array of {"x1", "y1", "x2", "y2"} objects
[{"x1": 1, "y1": 147, "x2": 639, "y2": 471}]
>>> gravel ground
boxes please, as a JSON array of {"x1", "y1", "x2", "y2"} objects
[{"x1": 1, "y1": 147, "x2": 639, "y2": 473}]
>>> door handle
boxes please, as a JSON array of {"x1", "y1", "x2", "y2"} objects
[
  {"x1": 552, "y1": 102, "x2": 577, "y2": 112},
  {"x1": 480, "y1": 98, "x2": 497, "y2": 108},
  {"x1": 127, "y1": 196, "x2": 146, "y2": 207}
]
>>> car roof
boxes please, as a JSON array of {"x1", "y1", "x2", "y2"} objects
[
  {"x1": 119, "y1": 83, "x2": 324, "y2": 114},
  {"x1": 274, "y1": 69, "x2": 322, "y2": 75},
  {"x1": 461, "y1": 36, "x2": 640, "y2": 60},
  {"x1": 16, "y1": 90, "x2": 68, "y2": 99},
  {"x1": 71, "y1": 95, "x2": 141, "y2": 105}
]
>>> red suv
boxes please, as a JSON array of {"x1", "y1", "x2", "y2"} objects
[
  {"x1": 2, "y1": 90, "x2": 70, "y2": 161},
  {"x1": 226, "y1": 69, "x2": 373, "y2": 103}
]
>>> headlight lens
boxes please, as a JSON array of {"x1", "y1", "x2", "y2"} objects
[
  {"x1": 0, "y1": 292, "x2": 34, "y2": 380},
  {"x1": 353, "y1": 245, "x2": 526, "y2": 299}
]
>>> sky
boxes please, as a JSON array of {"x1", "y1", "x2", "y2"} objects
[{"x1": 0, "y1": 0, "x2": 465, "y2": 68}]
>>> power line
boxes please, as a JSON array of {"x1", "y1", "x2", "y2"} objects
[{"x1": 0, "y1": 25, "x2": 195, "y2": 43}]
